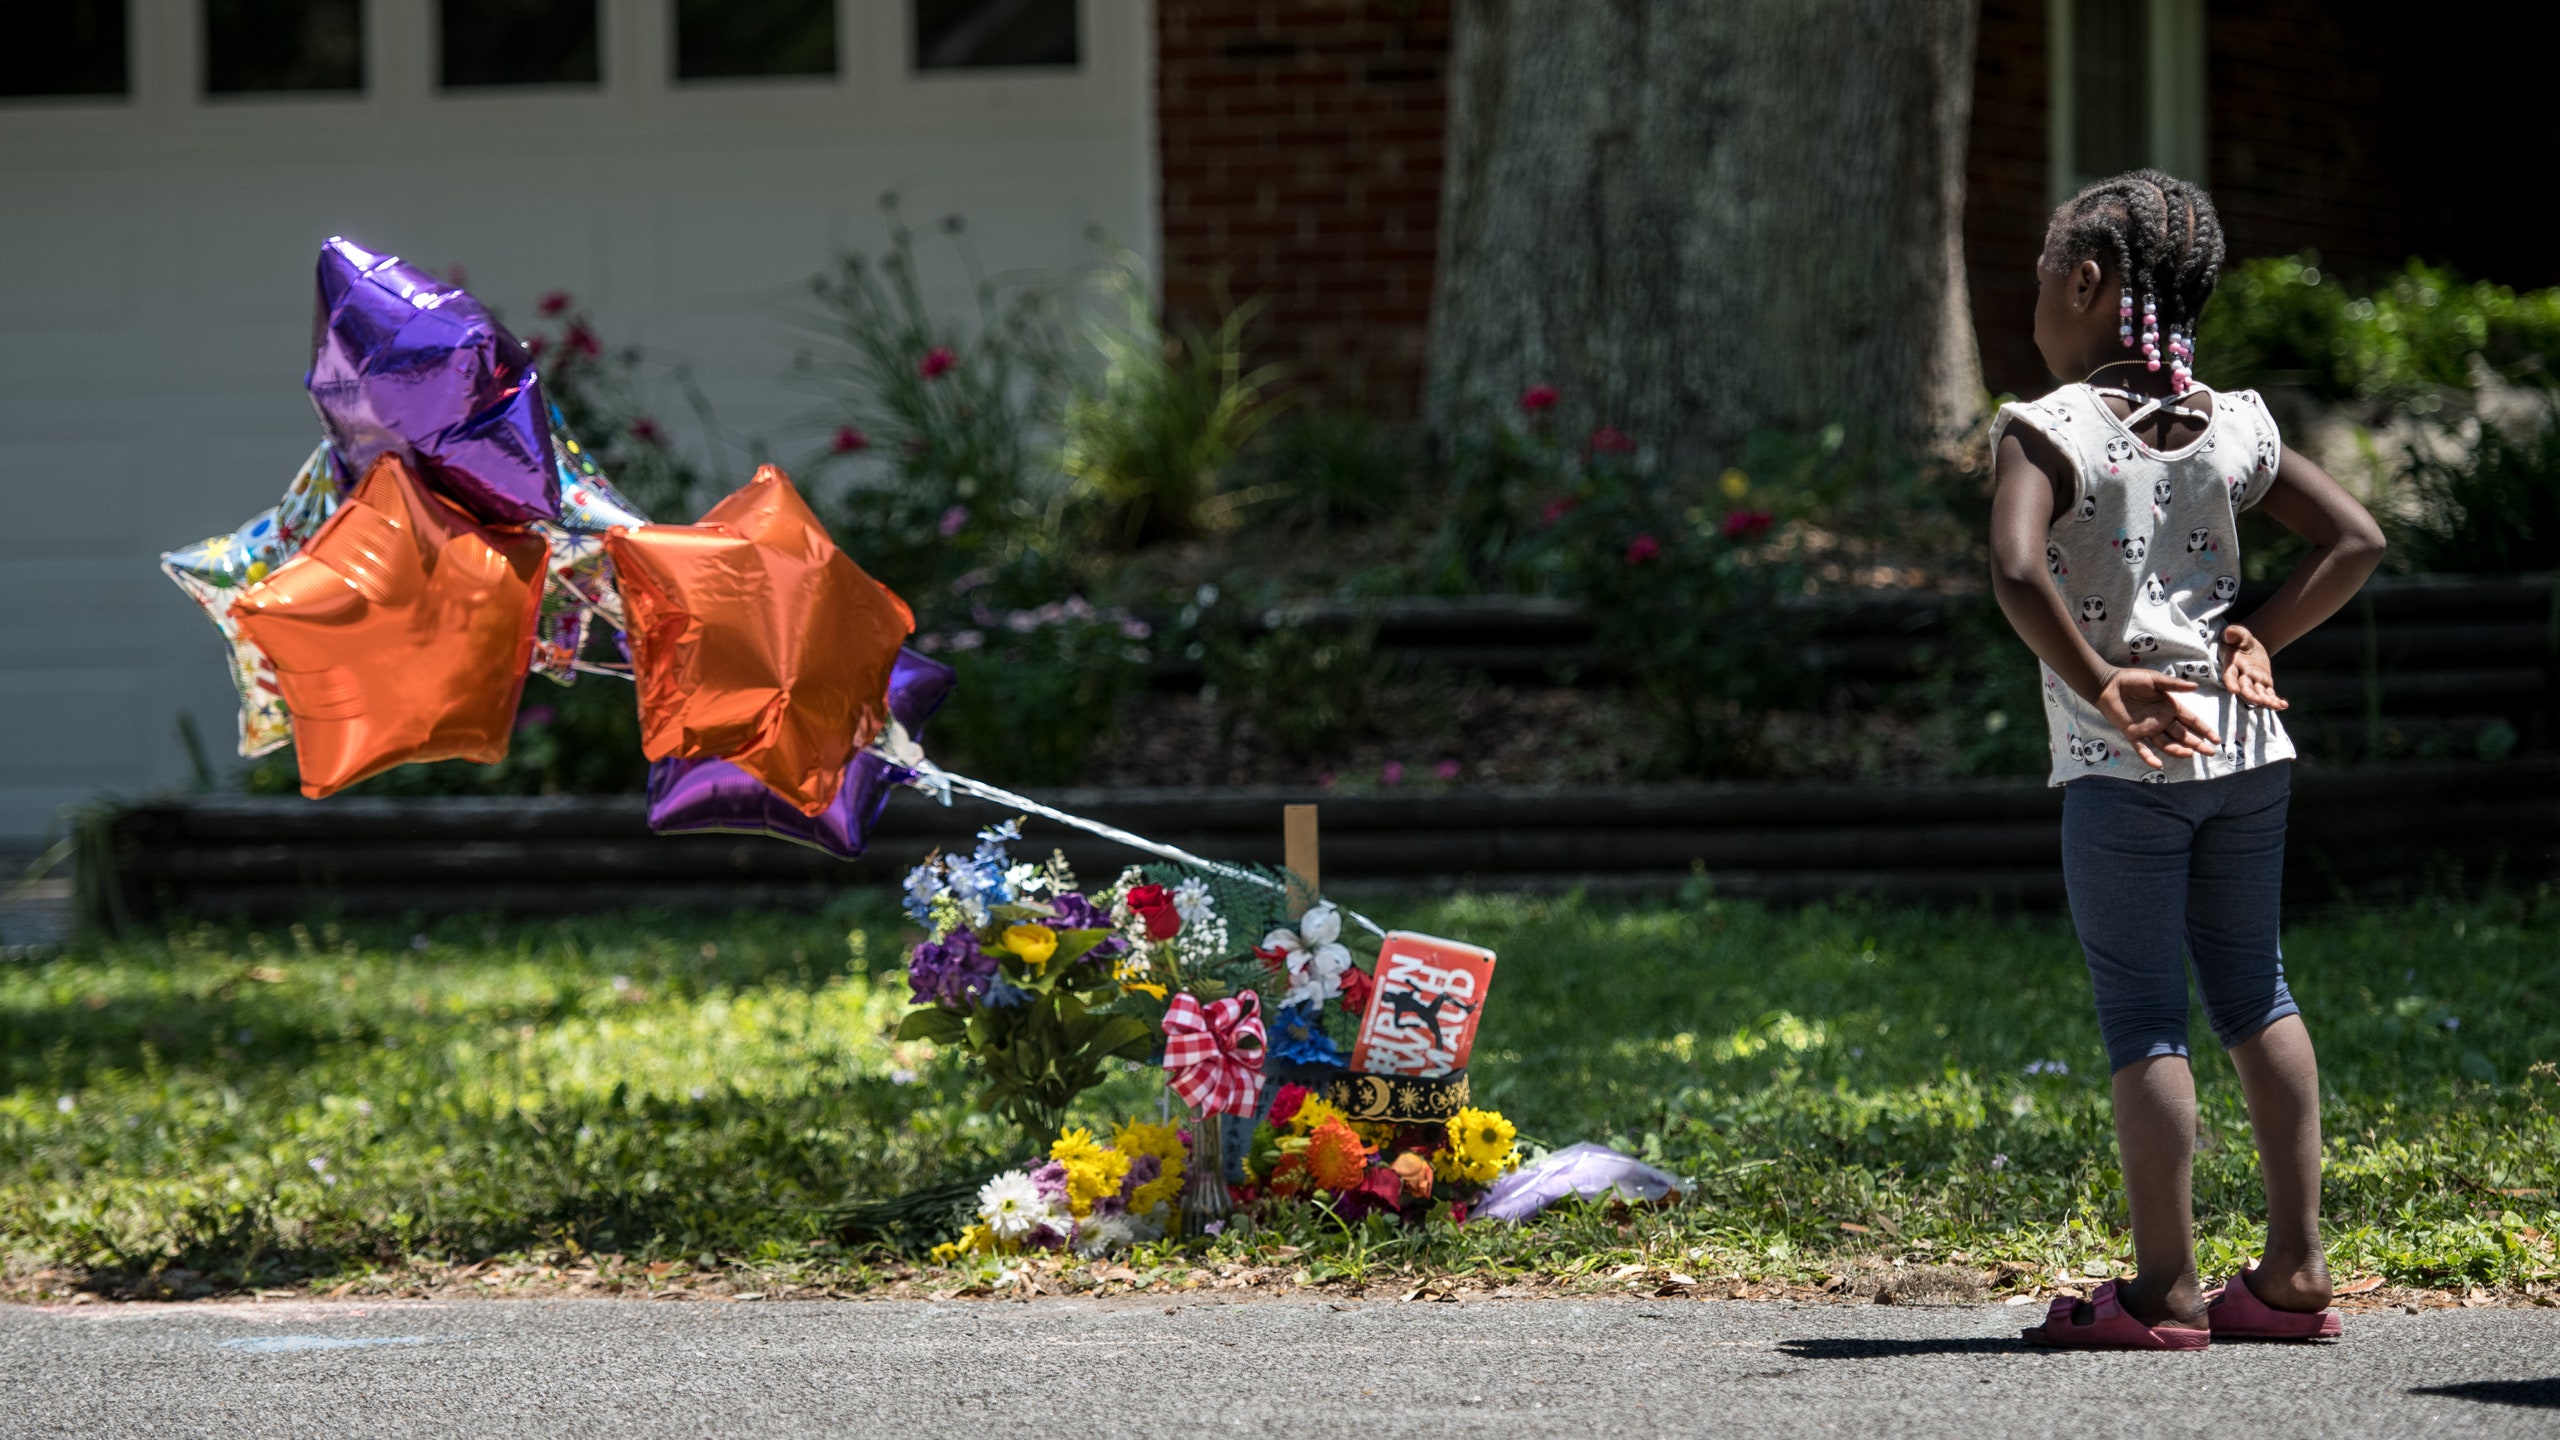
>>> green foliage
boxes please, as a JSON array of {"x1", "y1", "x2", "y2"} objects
[
  {"x1": 914, "y1": 600, "x2": 1154, "y2": 786},
  {"x1": 793, "y1": 197, "x2": 1076, "y2": 607},
  {"x1": 1239, "y1": 411, "x2": 1412, "y2": 533},
  {"x1": 894, "y1": 920, "x2": 1150, "y2": 1143},
  {"x1": 5, "y1": 893, "x2": 2552, "y2": 1293},
  {"x1": 2389, "y1": 406, "x2": 2560, "y2": 573},
  {"x1": 1176, "y1": 586, "x2": 1388, "y2": 759},
  {"x1": 2198, "y1": 254, "x2": 2560, "y2": 402},
  {"x1": 1061, "y1": 255, "x2": 1283, "y2": 547}
]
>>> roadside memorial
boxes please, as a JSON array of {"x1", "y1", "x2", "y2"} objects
[{"x1": 160, "y1": 236, "x2": 1536, "y2": 1255}]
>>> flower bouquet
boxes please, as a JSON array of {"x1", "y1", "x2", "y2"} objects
[
  {"x1": 933, "y1": 1118, "x2": 1189, "y2": 1260},
  {"x1": 1237, "y1": 1084, "x2": 1523, "y2": 1224}
]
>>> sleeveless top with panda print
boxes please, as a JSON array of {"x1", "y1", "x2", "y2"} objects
[{"x1": 1991, "y1": 382, "x2": 2295, "y2": 788}]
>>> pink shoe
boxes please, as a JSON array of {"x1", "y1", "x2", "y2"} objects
[
  {"x1": 2021, "y1": 1281, "x2": 2212, "y2": 1350},
  {"x1": 2207, "y1": 1261, "x2": 2344, "y2": 1340}
]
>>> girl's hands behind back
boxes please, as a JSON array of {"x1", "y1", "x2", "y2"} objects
[
  {"x1": 2218, "y1": 625, "x2": 2288, "y2": 711},
  {"x1": 2096, "y1": 667, "x2": 2223, "y2": 770}
]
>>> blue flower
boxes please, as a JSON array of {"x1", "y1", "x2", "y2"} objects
[{"x1": 1266, "y1": 1001, "x2": 1344, "y2": 1067}]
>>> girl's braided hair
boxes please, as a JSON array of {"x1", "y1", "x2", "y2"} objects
[{"x1": 2041, "y1": 169, "x2": 2226, "y2": 341}]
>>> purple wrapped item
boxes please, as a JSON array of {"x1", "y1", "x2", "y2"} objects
[
  {"x1": 645, "y1": 646, "x2": 956, "y2": 860},
  {"x1": 306, "y1": 236, "x2": 558, "y2": 525},
  {"x1": 1474, "y1": 1142, "x2": 1687, "y2": 1223}
]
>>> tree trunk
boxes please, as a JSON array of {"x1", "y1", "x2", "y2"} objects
[{"x1": 1427, "y1": 0, "x2": 1983, "y2": 465}]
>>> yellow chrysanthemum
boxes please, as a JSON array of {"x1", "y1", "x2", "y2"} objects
[
  {"x1": 1064, "y1": 1152, "x2": 1131, "y2": 1217},
  {"x1": 1349, "y1": 1120, "x2": 1396, "y2": 1149},
  {"x1": 1449, "y1": 1107, "x2": 1518, "y2": 1172},
  {"x1": 931, "y1": 1223, "x2": 1000, "y2": 1262},
  {"x1": 1288, "y1": 1095, "x2": 1348, "y2": 1136},
  {"x1": 1433, "y1": 1145, "x2": 1502, "y2": 1187},
  {"x1": 1051, "y1": 1126, "x2": 1106, "y2": 1169},
  {"x1": 1113, "y1": 1118, "x2": 1188, "y2": 1218}
]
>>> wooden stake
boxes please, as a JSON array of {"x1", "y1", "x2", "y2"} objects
[{"x1": 1283, "y1": 804, "x2": 1320, "y2": 919}]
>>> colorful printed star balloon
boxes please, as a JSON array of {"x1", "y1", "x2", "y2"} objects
[
  {"x1": 529, "y1": 413, "x2": 651, "y2": 685},
  {"x1": 158, "y1": 442, "x2": 344, "y2": 756},
  {"x1": 234, "y1": 453, "x2": 547, "y2": 798},
  {"x1": 605, "y1": 465, "x2": 914, "y2": 815},
  {"x1": 305, "y1": 236, "x2": 558, "y2": 526},
  {"x1": 646, "y1": 646, "x2": 956, "y2": 858}
]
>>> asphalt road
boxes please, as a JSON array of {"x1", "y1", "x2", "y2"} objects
[{"x1": 3, "y1": 1295, "x2": 2555, "y2": 1439}]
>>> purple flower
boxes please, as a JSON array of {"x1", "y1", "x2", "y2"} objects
[
  {"x1": 907, "y1": 930, "x2": 997, "y2": 1009},
  {"x1": 1029, "y1": 1160, "x2": 1070, "y2": 1205},
  {"x1": 938, "y1": 505, "x2": 969, "y2": 538},
  {"x1": 1117, "y1": 1153, "x2": 1160, "y2": 1204},
  {"x1": 1045, "y1": 892, "x2": 1126, "y2": 960}
]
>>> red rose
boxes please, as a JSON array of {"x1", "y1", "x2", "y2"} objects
[
  {"x1": 1624, "y1": 533, "x2": 1661, "y2": 565},
  {"x1": 1518, "y1": 385, "x2": 1560, "y2": 414},
  {"x1": 1357, "y1": 1164, "x2": 1406, "y2": 1207},
  {"x1": 1338, "y1": 968, "x2": 1374, "y2": 1015},
  {"x1": 1125, "y1": 883, "x2": 1181, "y2": 940},
  {"x1": 919, "y1": 346, "x2": 957, "y2": 379},
  {"x1": 1722, "y1": 508, "x2": 1773, "y2": 542},
  {"x1": 1268, "y1": 1083, "x2": 1309, "y2": 1126}
]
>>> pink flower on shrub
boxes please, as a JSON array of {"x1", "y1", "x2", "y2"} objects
[
  {"x1": 515, "y1": 704, "x2": 556, "y2": 730},
  {"x1": 526, "y1": 336, "x2": 548, "y2": 360},
  {"x1": 1518, "y1": 385, "x2": 1560, "y2": 414},
  {"x1": 1433, "y1": 759, "x2": 1461, "y2": 782},
  {"x1": 1589, "y1": 425, "x2": 1637, "y2": 456},
  {"x1": 538, "y1": 291, "x2": 571, "y2": 317},
  {"x1": 1381, "y1": 761, "x2": 1405, "y2": 786},
  {"x1": 566, "y1": 323, "x2": 602, "y2": 359},
  {"x1": 919, "y1": 346, "x2": 957, "y2": 379},
  {"x1": 1540, "y1": 496, "x2": 1578, "y2": 527},
  {"x1": 1624, "y1": 533, "x2": 1661, "y2": 565},
  {"x1": 832, "y1": 426, "x2": 869, "y2": 454},
  {"x1": 632, "y1": 417, "x2": 664, "y2": 445},
  {"x1": 1721, "y1": 509, "x2": 1773, "y2": 542},
  {"x1": 938, "y1": 505, "x2": 970, "y2": 538}
]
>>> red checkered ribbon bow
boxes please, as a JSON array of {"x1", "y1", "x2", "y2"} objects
[{"x1": 1161, "y1": 990, "x2": 1267, "y2": 1116}]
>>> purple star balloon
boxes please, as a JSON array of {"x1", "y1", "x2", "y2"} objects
[
  {"x1": 305, "y1": 236, "x2": 559, "y2": 526},
  {"x1": 645, "y1": 647, "x2": 957, "y2": 860}
]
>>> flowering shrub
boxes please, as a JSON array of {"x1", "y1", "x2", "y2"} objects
[
  {"x1": 795, "y1": 197, "x2": 1075, "y2": 607},
  {"x1": 914, "y1": 596, "x2": 1155, "y2": 785}
]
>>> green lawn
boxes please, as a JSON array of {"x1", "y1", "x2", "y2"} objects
[{"x1": 2, "y1": 890, "x2": 2553, "y2": 1297}]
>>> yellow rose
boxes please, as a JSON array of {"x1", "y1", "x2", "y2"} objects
[{"x1": 1002, "y1": 922, "x2": 1058, "y2": 966}]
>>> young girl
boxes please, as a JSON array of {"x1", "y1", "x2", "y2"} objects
[{"x1": 1990, "y1": 171, "x2": 2386, "y2": 1349}]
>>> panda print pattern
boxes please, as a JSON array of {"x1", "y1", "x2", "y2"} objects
[{"x1": 1991, "y1": 382, "x2": 2297, "y2": 787}]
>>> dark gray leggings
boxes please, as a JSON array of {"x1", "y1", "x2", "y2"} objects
[{"x1": 2059, "y1": 760, "x2": 2298, "y2": 1072}]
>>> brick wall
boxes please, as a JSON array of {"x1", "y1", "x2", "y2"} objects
[{"x1": 1156, "y1": 0, "x2": 1451, "y2": 416}]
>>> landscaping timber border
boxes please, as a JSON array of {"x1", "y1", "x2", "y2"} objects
[{"x1": 95, "y1": 758, "x2": 2560, "y2": 922}]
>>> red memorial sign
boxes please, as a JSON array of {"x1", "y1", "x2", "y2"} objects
[{"x1": 1348, "y1": 931, "x2": 1497, "y2": 1078}]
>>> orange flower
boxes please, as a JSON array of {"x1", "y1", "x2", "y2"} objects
[
  {"x1": 1305, "y1": 1117, "x2": 1371, "y2": 1192},
  {"x1": 1266, "y1": 1152, "x2": 1313, "y2": 1198},
  {"x1": 1391, "y1": 1151, "x2": 1435, "y2": 1199}
]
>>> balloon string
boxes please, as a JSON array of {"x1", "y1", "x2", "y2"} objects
[
  {"x1": 562, "y1": 663, "x2": 1387, "y2": 938},
  {"x1": 904, "y1": 758, "x2": 1389, "y2": 940}
]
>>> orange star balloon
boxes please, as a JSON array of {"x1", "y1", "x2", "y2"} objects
[
  {"x1": 235, "y1": 454, "x2": 547, "y2": 799},
  {"x1": 605, "y1": 465, "x2": 913, "y2": 815}
]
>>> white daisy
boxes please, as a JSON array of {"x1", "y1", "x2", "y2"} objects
[
  {"x1": 1172, "y1": 877, "x2": 1215, "y2": 925},
  {"x1": 975, "y1": 1170, "x2": 1049, "y2": 1240}
]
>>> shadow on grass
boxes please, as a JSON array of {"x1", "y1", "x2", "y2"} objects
[
  {"x1": 1777, "y1": 1337, "x2": 2025, "y2": 1360},
  {"x1": 2409, "y1": 1379, "x2": 2560, "y2": 1409}
]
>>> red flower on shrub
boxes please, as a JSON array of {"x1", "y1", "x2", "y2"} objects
[
  {"x1": 566, "y1": 322, "x2": 602, "y2": 359},
  {"x1": 1721, "y1": 508, "x2": 1773, "y2": 541},
  {"x1": 631, "y1": 417, "x2": 665, "y2": 445},
  {"x1": 1338, "y1": 968, "x2": 1374, "y2": 1015},
  {"x1": 1540, "y1": 495, "x2": 1578, "y2": 527},
  {"x1": 1518, "y1": 385, "x2": 1560, "y2": 414},
  {"x1": 1589, "y1": 425, "x2": 1637, "y2": 456},
  {"x1": 538, "y1": 291, "x2": 572, "y2": 317},
  {"x1": 832, "y1": 426, "x2": 869, "y2": 454},
  {"x1": 1624, "y1": 533, "x2": 1661, "y2": 565},
  {"x1": 919, "y1": 346, "x2": 957, "y2": 379},
  {"x1": 526, "y1": 336, "x2": 548, "y2": 360},
  {"x1": 1125, "y1": 883, "x2": 1182, "y2": 940}
]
